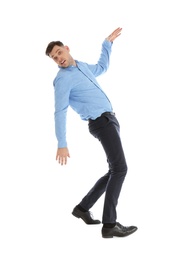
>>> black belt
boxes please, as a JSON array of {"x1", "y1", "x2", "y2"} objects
[
  {"x1": 89, "y1": 112, "x2": 115, "y2": 122},
  {"x1": 101, "y1": 112, "x2": 115, "y2": 117}
]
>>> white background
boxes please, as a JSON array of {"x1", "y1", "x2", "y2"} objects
[{"x1": 0, "y1": 0, "x2": 181, "y2": 259}]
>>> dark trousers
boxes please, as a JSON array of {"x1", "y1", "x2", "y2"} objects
[{"x1": 79, "y1": 112, "x2": 128, "y2": 223}]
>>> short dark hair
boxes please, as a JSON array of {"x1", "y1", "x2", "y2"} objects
[{"x1": 45, "y1": 41, "x2": 64, "y2": 56}]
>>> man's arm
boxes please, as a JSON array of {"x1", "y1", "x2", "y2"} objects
[
  {"x1": 86, "y1": 27, "x2": 122, "y2": 77},
  {"x1": 54, "y1": 76, "x2": 71, "y2": 165}
]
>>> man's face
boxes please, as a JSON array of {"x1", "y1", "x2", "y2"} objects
[{"x1": 49, "y1": 45, "x2": 75, "y2": 67}]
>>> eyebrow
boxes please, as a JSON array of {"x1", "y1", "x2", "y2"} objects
[{"x1": 50, "y1": 48, "x2": 60, "y2": 59}]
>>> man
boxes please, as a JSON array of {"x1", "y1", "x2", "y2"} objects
[{"x1": 45, "y1": 27, "x2": 137, "y2": 238}]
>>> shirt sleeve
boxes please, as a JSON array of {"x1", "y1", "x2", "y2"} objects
[
  {"x1": 86, "y1": 40, "x2": 112, "y2": 77},
  {"x1": 53, "y1": 76, "x2": 70, "y2": 148}
]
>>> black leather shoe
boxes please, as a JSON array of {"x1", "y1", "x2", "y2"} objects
[
  {"x1": 72, "y1": 206, "x2": 101, "y2": 224},
  {"x1": 102, "y1": 222, "x2": 138, "y2": 238}
]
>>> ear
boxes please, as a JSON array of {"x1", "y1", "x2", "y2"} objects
[{"x1": 64, "y1": 45, "x2": 70, "y2": 52}]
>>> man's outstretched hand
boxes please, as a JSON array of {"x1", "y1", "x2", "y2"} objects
[
  {"x1": 56, "y1": 147, "x2": 70, "y2": 165},
  {"x1": 106, "y1": 27, "x2": 122, "y2": 42}
]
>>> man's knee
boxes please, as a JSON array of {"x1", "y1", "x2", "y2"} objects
[{"x1": 112, "y1": 163, "x2": 128, "y2": 176}]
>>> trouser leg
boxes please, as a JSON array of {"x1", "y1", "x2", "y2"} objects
[{"x1": 79, "y1": 114, "x2": 127, "y2": 223}]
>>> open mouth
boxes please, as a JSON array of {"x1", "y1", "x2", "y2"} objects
[{"x1": 60, "y1": 60, "x2": 66, "y2": 65}]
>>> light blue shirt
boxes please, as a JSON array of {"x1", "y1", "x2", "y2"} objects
[{"x1": 53, "y1": 39, "x2": 113, "y2": 148}]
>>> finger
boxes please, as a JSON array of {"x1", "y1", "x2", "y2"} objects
[
  {"x1": 57, "y1": 155, "x2": 62, "y2": 164},
  {"x1": 115, "y1": 27, "x2": 122, "y2": 32},
  {"x1": 61, "y1": 156, "x2": 67, "y2": 165},
  {"x1": 59, "y1": 157, "x2": 62, "y2": 164},
  {"x1": 61, "y1": 157, "x2": 64, "y2": 165},
  {"x1": 109, "y1": 28, "x2": 120, "y2": 37},
  {"x1": 115, "y1": 29, "x2": 122, "y2": 36},
  {"x1": 115, "y1": 28, "x2": 122, "y2": 36},
  {"x1": 56, "y1": 155, "x2": 60, "y2": 162}
]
